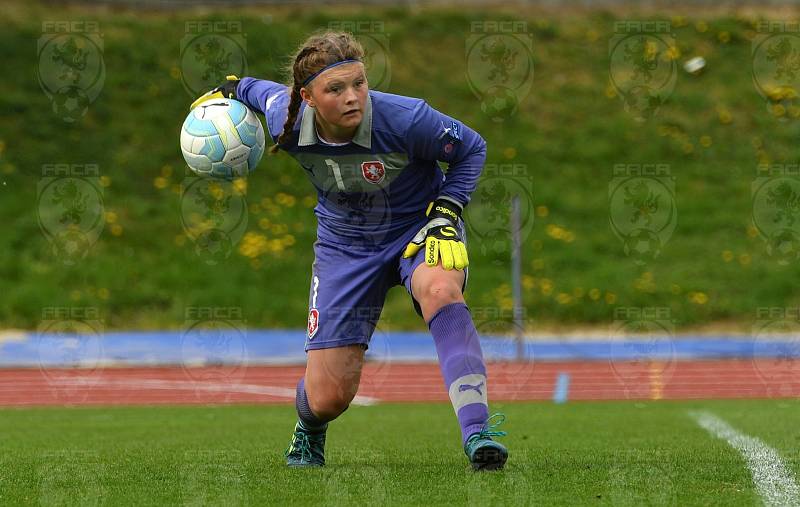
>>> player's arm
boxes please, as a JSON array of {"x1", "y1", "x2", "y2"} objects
[
  {"x1": 191, "y1": 76, "x2": 291, "y2": 144},
  {"x1": 402, "y1": 101, "x2": 488, "y2": 270},
  {"x1": 405, "y1": 100, "x2": 488, "y2": 208}
]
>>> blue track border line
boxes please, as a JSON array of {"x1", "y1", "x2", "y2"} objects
[{"x1": 1, "y1": 330, "x2": 798, "y2": 367}]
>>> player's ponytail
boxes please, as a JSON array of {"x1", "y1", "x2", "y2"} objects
[
  {"x1": 270, "y1": 81, "x2": 304, "y2": 154},
  {"x1": 269, "y1": 31, "x2": 365, "y2": 154}
]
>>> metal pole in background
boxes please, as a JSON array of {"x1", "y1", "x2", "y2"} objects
[{"x1": 510, "y1": 195, "x2": 524, "y2": 361}]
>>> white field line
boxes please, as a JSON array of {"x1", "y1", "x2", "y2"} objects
[
  {"x1": 42, "y1": 377, "x2": 379, "y2": 406},
  {"x1": 690, "y1": 411, "x2": 800, "y2": 507}
]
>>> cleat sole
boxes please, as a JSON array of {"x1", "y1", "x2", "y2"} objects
[
  {"x1": 471, "y1": 447, "x2": 508, "y2": 471},
  {"x1": 287, "y1": 462, "x2": 324, "y2": 468}
]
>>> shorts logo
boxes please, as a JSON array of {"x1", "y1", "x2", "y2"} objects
[
  {"x1": 361, "y1": 161, "x2": 385, "y2": 184},
  {"x1": 307, "y1": 308, "x2": 319, "y2": 339}
]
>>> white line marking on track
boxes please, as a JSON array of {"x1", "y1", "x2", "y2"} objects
[
  {"x1": 690, "y1": 410, "x2": 800, "y2": 507},
  {"x1": 44, "y1": 378, "x2": 380, "y2": 406}
]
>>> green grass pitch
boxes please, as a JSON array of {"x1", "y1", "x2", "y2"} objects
[{"x1": 0, "y1": 400, "x2": 798, "y2": 505}]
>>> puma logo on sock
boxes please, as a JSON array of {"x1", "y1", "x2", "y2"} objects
[{"x1": 458, "y1": 381, "x2": 485, "y2": 396}]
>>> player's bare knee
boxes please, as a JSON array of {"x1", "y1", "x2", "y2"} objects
[
  {"x1": 309, "y1": 390, "x2": 352, "y2": 420},
  {"x1": 420, "y1": 280, "x2": 463, "y2": 314},
  {"x1": 307, "y1": 375, "x2": 359, "y2": 419}
]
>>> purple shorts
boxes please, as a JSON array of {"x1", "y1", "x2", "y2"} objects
[{"x1": 304, "y1": 217, "x2": 468, "y2": 351}]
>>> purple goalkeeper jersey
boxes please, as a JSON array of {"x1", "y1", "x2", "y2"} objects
[{"x1": 236, "y1": 77, "x2": 486, "y2": 245}]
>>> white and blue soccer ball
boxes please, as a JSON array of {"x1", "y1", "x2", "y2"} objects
[{"x1": 180, "y1": 98, "x2": 265, "y2": 179}]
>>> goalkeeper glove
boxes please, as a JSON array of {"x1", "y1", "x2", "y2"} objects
[
  {"x1": 190, "y1": 75, "x2": 240, "y2": 110},
  {"x1": 402, "y1": 196, "x2": 469, "y2": 270}
]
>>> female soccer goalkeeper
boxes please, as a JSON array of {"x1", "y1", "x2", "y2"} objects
[{"x1": 192, "y1": 31, "x2": 507, "y2": 470}]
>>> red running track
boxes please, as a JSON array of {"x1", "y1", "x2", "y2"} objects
[{"x1": 0, "y1": 359, "x2": 798, "y2": 406}]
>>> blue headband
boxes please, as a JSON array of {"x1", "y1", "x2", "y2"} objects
[{"x1": 302, "y1": 59, "x2": 361, "y2": 86}]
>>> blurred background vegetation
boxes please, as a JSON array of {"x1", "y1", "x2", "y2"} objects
[{"x1": 2, "y1": 1, "x2": 799, "y2": 332}]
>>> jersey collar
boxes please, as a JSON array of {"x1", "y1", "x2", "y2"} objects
[{"x1": 298, "y1": 94, "x2": 372, "y2": 149}]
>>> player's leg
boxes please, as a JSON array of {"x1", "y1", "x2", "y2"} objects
[
  {"x1": 302, "y1": 344, "x2": 366, "y2": 423},
  {"x1": 406, "y1": 261, "x2": 508, "y2": 470},
  {"x1": 287, "y1": 344, "x2": 365, "y2": 467},
  {"x1": 411, "y1": 262, "x2": 487, "y2": 438},
  {"x1": 287, "y1": 239, "x2": 389, "y2": 467}
]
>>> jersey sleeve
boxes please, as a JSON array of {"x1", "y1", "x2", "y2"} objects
[
  {"x1": 235, "y1": 77, "x2": 291, "y2": 143},
  {"x1": 405, "y1": 100, "x2": 487, "y2": 208}
]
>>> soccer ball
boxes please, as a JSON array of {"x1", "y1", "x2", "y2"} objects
[
  {"x1": 52, "y1": 85, "x2": 89, "y2": 122},
  {"x1": 180, "y1": 98, "x2": 265, "y2": 179}
]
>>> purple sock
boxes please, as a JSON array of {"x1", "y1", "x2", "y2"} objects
[
  {"x1": 295, "y1": 377, "x2": 327, "y2": 432},
  {"x1": 428, "y1": 302, "x2": 489, "y2": 445}
]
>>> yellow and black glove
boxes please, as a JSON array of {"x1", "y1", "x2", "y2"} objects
[
  {"x1": 402, "y1": 197, "x2": 469, "y2": 270},
  {"x1": 190, "y1": 75, "x2": 241, "y2": 110}
]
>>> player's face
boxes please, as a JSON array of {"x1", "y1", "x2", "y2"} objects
[{"x1": 301, "y1": 62, "x2": 368, "y2": 137}]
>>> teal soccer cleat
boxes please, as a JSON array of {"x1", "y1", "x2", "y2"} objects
[
  {"x1": 464, "y1": 413, "x2": 509, "y2": 471},
  {"x1": 285, "y1": 420, "x2": 327, "y2": 467}
]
